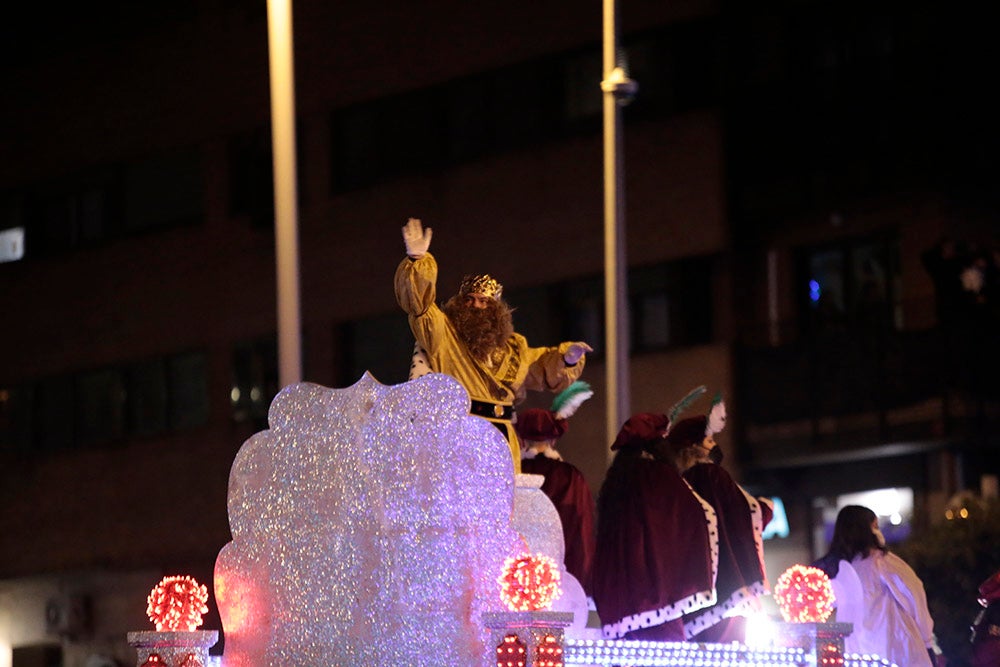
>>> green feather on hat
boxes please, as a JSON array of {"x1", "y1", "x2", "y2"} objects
[
  {"x1": 551, "y1": 381, "x2": 594, "y2": 420},
  {"x1": 666, "y1": 385, "x2": 707, "y2": 429}
]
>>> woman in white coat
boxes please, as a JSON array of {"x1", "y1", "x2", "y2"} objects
[{"x1": 814, "y1": 505, "x2": 946, "y2": 667}]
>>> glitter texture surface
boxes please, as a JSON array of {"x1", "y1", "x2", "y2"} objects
[
  {"x1": 513, "y1": 475, "x2": 590, "y2": 631},
  {"x1": 214, "y1": 373, "x2": 522, "y2": 666}
]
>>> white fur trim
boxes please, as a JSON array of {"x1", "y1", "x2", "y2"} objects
[
  {"x1": 682, "y1": 580, "x2": 768, "y2": 638},
  {"x1": 408, "y1": 342, "x2": 433, "y2": 380},
  {"x1": 602, "y1": 588, "x2": 717, "y2": 639}
]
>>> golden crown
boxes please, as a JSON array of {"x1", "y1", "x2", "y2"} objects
[{"x1": 459, "y1": 274, "x2": 503, "y2": 299}]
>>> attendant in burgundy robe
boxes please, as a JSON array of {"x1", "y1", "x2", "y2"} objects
[
  {"x1": 591, "y1": 413, "x2": 718, "y2": 641},
  {"x1": 666, "y1": 415, "x2": 774, "y2": 643}
]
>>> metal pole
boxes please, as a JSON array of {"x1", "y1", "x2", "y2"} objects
[
  {"x1": 267, "y1": 0, "x2": 303, "y2": 387},
  {"x1": 601, "y1": 0, "x2": 635, "y2": 451}
]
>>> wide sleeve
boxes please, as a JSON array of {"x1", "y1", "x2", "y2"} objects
[
  {"x1": 829, "y1": 559, "x2": 865, "y2": 626},
  {"x1": 394, "y1": 253, "x2": 438, "y2": 317},
  {"x1": 882, "y1": 552, "x2": 938, "y2": 651},
  {"x1": 394, "y1": 253, "x2": 451, "y2": 355},
  {"x1": 517, "y1": 338, "x2": 586, "y2": 395}
]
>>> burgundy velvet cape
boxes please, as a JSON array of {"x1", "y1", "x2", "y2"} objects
[{"x1": 592, "y1": 455, "x2": 718, "y2": 640}]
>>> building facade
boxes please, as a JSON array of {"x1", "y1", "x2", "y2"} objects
[{"x1": 1, "y1": 0, "x2": 996, "y2": 664}]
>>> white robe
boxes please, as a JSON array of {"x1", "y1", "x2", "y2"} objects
[{"x1": 834, "y1": 551, "x2": 938, "y2": 667}]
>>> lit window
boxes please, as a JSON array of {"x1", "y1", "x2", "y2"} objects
[{"x1": 0, "y1": 226, "x2": 25, "y2": 263}]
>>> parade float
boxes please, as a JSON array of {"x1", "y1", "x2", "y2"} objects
[{"x1": 126, "y1": 373, "x2": 896, "y2": 666}]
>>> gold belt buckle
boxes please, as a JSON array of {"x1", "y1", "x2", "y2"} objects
[{"x1": 494, "y1": 404, "x2": 505, "y2": 418}]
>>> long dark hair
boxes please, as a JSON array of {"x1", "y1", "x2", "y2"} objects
[{"x1": 814, "y1": 505, "x2": 887, "y2": 578}]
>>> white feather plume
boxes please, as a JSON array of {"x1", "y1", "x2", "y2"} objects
[{"x1": 707, "y1": 395, "x2": 727, "y2": 435}]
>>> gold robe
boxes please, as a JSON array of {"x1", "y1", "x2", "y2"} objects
[{"x1": 395, "y1": 253, "x2": 586, "y2": 472}]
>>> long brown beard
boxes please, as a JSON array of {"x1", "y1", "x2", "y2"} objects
[{"x1": 443, "y1": 295, "x2": 515, "y2": 362}]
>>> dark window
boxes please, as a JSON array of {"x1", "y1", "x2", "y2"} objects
[
  {"x1": 126, "y1": 358, "x2": 169, "y2": 437},
  {"x1": 0, "y1": 385, "x2": 33, "y2": 452},
  {"x1": 341, "y1": 315, "x2": 415, "y2": 387},
  {"x1": 626, "y1": 21, "x2": 727, "y2": 119},
  {"x1": 330, "y1": 104, "x2": 384, "y2": 191},
  {"x1": 228, "y1": 126, "x2": 306, "y2": 229},
  {"x1": 490, "y1": 60, "x2": 563, "y2": 149},
  {"x1": 799, "y1": 235, "x2": 900, "y2": 334},
  {"x1": 24, "y1": 169, "x2": 124, "y2": 256},
  {"x1": 505, "y1": 280, "x2": 609, "y2": 359},
  {"x1": 331, "y1": 89, "x2": 446, "y2": 192},
  {"x1": 501, "y1": 285, "x2": 561, "y2": 349},
  {"x1": 559, "y1": 276, "x2": 606, "y2": 356},
  {"x1": 228, "y1": 128, "x2": 275, "y2": 229},
  {"x1": 629, "y1": 258, "x2": 714, "y2": 351},
  {"x1": 5, "y1": 149, "x2": 202, "y2": 262},
  {"x1": 123, "y1": 149, "x2": 204, "y2": 232},
  {"x1": 562, "y1": 49, "x2": 602, "y2": 127},
  {"x1": 2, "y1": 1, "x2": 197, "y2": 65},
  {"x1": 634, "y1": 292, "x2": 672, "y2": 348},
  {"x1": 168, "y1": 351, "x2": 210, "y2": 430},
  {"x1": 383, "y1": 89, "x2": 447, "y2": 173},
  {"x1": 327, "y1": 17, "x2": 719, "y2": 193},
  {"x1": 75, "y1": 368, "x2": 126, "y2": 444},
  {"x1": 444, "y1": 75, "x2": 499, "y2": 162},
  {"x1": 2, "y1": 350, "x2": 209, "y2": 456},
  {"x1": 231, "y1": 337, "x2": 279, "y2": 426},
  {"x1": 35, "y1": 376, "x2": 75, "y2": 452}
]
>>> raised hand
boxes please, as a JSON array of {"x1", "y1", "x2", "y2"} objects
[{"x1": 402, "y1": 217, "x2": 432, "y2": 258}]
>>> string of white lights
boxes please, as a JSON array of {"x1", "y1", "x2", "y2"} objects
[{"x1": 562, "y1": 638, "x2": 897, "y2": 667}]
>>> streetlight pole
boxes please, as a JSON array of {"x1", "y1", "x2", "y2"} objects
[
  {"x1": 267, "y1": 0, "x2": 303, "y2": 387},
  {"x1": 601, "y1": 0, "x2": 637, "y2": 451}
]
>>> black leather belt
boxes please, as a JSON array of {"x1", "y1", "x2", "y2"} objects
[{"x1": 470, "y1": 399, "x2": 514, "y2": 421}]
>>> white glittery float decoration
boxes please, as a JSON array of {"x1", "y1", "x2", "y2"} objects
[
  {"x1": 513, "y1": 474, "x2": 590, "y2": 632},
  {"x1": 214, "y1": 373, "x2": 522, "y2": 666}
]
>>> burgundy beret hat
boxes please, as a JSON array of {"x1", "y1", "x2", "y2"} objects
[
  {"x1": 515, "y1": 408, "x2": 568, "y2": 442},
  {"x1": 610, "y1": 412, "x2": 670, "y2": 451}
]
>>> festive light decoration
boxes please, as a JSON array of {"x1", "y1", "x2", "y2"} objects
[
  {"x1": 496, "y1": 633, "x2": 527, "y2": 667},
  {"x1": 563, "y1": 638, "x2": 806, "y2": 665},
  {"x1": 146, "y1": 575, "x2": 210, "y2": 631},
  {"x1": 561, "y1": 639, "x2": 893, "y2": 666},
  {"x1": 536, "y1": 633, "x2": 564, "y2": 667},
  {"x1": 818, "y1": 639, "x2": 845, "y2": 666},
  {"x1": 773, "y1": 565, "x2": 835, "y2": 623},
  {"x1": 139, "y1": 655, "x2": 166, "y2": 667},
  {"x1": 498, "y1": 553, "x2": 562, "y2": 611},
  {"x1": 178, "y1": 653, "x2": 204, "y2": 667}
]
